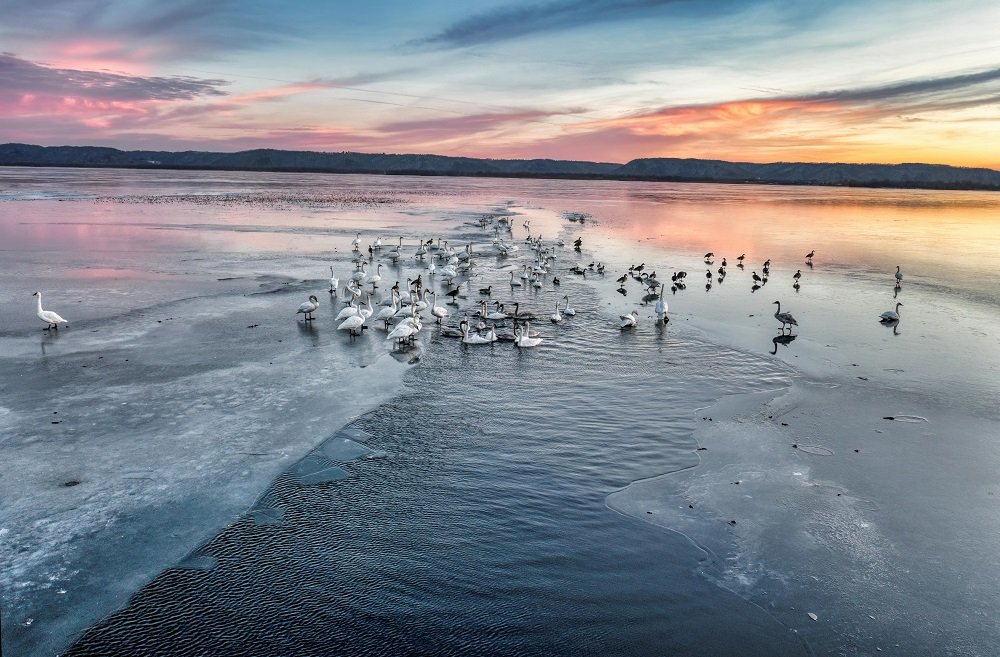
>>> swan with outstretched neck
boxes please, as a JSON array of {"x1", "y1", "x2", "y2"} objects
[{"x1": 33, "y1": 292, "x2": 68, "y2": 330}]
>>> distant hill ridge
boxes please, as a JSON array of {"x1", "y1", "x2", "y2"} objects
[{"x1": 2, "y1": 143, "x2": 998, "y2": 191}]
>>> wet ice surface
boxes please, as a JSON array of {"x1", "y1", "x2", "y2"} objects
[{"x1": 3, "y1": 169, "x2": 1000, "y2": 656}]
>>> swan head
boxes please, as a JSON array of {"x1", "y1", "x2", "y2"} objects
[
  {"x1": 309, "y1": 295, "x2": 319, "y2": 303},
  {"x1": 32, "y1": 291, "x2": 40, "y2": 297}
]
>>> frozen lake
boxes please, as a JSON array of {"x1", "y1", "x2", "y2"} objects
[{"x1": 2, "y1": 167, "x2": 999, "y2": 656}]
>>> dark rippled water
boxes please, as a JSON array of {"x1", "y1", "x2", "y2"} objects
[{"x1": 63, "y1": 278, "x2": 802, "y2": 656}]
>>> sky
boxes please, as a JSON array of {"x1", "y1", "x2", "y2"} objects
[{"x1": 2, "y1": 0, "x2": 1000, "y2": 167}]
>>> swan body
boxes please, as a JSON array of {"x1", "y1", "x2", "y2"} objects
[
  {"x1": 431, "y1": 292, "x2": 449, "y2": 324},
  {"x1": 373, "y1": 293, "x2": 398, "y2": 329},
  {"x1": 329, "y1": 266, "x2": 339, "y2": 293},
  {"x1": 33, "y1": 292, "x2": 68, "y2": 329},
  {"x1": 386, "y1": 317, "x2": 421, "y2": 343},
  {"x1": 619, "y1": 310, "x2": 638, "y2": 329},
  {"x1": 514, "y1": 322, "x2": 543, "y2": 348},
  {"x1": 460, "y1": 319, "x2": 496, "y2": 344},
  {"x1": 773, "y1": 300, "x2": 798, "y2": 333},
  {"x1": 335, "y1": 296, "x2": 360, "y2": 321},
  {"x1": 880, "y1": 302, "x2": 903, "y2": 322},
  {"x1": 654, "y1": 294, "x2": 668, "y2": 322},
  {"x1": 562, "y1": 296, "x2": 576, "y2": 316},
  {"x1": 509, "y1": 270, "x2": 522, "y2": 287},
  {"x1": 338, "y1": 314, "x2": 366, "y2": 336},
  {"x1": 550, "y1": 301, "x2": 562, "y2": 323},
  {"x1": 296, "y1": 295, "x2": 320, "y2": 321}
]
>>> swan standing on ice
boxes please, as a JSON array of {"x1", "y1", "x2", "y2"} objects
[
  {"x1": 296, "y1": 295, "x2": 320, "y2": 321},
  {"x1": 773, "y1": 300, "x2": 798, "y2": 334},
  {"x1": 351, "y1": 232, "x2": 361, "y2": 251},
  {"x1": 335, "y1": 295, "x2": 360, "y2": 321},
  {"x1": 619, "y1": 310, "x2": 638, "y2": 329},
  {"x1": 386, "y1": 316, "x2": 421, "y2": 344},
  {"x1": 880, "y1": 302, "x2": 903, "y2": 322},
  {"x1": 894, "y1": 265, "x2": 904, "y2": 284},
  {"x1": 33, "y1": 292, "x2": 68, "y2": 330},
  {"x1": 329, "y1": 267, "x2": 339, "y2": 294},
  {"x1": 431, "y1": 292, "x2": 449, "y2": 324},
  {"x1": 364, "y1": 263, "x2": 383, "y2": 290},
  {"x1": 514, "y1": 322, "x2": 543, "y2": 348},
  {"x1": 373, "y1": 292, "x2": 398, "y2": 329},
  {"x1": 338, "y1": 313, "x2": 366, "y2": 337}
]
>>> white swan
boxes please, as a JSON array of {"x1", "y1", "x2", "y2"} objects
[
  {"x1": 562, "y1": 295, "x2": 576, "y2": 316},
  {"x1": 338, "y1": 314, "x2": 365, "y2": 336},
  {"x1": 654, "y1": 293, "x2": 668, "y2": 323},
  {"x1": 509, "y1": 270, "x2": 522, "y2": 287},
  {"x1": 359, "y1": 295, "x2": 374, "y2": 321},
  {"x1": 351, "y1": 232, "x2": 361, "y2": 250},
  {"x1": 334, "y1": 295, "x2": 360, "y2": 321},
  {"x1": 460, "y1": 319, "x2": 495, "y2": 344},
  {"x1": 329, "y1": 266, "x2": 339, "y2": 294},
  {"x1": 880, "y1": 302, "x2": 903, "y2": 322},
  {"x1": 373, "y1": 292, "x2": 398, "y2": 329},
  {"x1": 550, "y1": 301, "x2": 562, "y2": 323},
  {"x1": 514, "y1": 322, "x2": 543, "y2": 348},
  {"x1": 364, "y1": 263, "x2": 382, "y2": 288},
  {"x1": 351, "y1": 261, "x2": 367, "y2": 283},
  {"x1": 894, "y1": 265, "x2": 903, "y2": 283},
  {"x1": 431, "y1": 292, "x2": 449, "y2": 324},
  {"x1": 619, "y1": 310, "x2": 638, "y2": 329},
  {"x1": 33, "y1": 292, "x2": 68, "y2": 330},
  {"x1": 773, "y1": 300, "x2": 798, "y2": 333},
  {"x1": 386, "y1": 316, "x2": 421, "y2": 344},
  {"x1": 296, "y1": 295, "x2": 320, "y2": 321}
]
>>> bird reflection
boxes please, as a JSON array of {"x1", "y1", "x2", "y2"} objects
[
  {"x1": 771, "y1": 333, "x2": 797, "y2": 354},
  {"x1": 40, "y1": 329, "x2": 63, "y2": 356},
  {"x1": 390, "y1": 342, "x2": 422, "y2": 364},
  {"x1": 881, "y1": 318, "x2": 900, "y2": 335},
  {"x1": 297, "y1": 319, "x2": 320, "y2": 345}
]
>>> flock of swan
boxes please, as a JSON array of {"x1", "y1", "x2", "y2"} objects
[{"x1": 27, "y1": 218, "x2": 906, "y2": 346}]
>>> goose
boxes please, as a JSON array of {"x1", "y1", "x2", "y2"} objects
[
  {"x1": 773, "y1": 301, "x2": 798, "y2": 333},
  {"x1": 373, "y1": 292, "x2": 398, "y2": 329},
  {"x1": 338, "y1": 313, "x2": 366, "y2": 337},
  {"x1": 514, "y1": 322, "x2": 543, "y2": 348},
  {"x1": 793, "y1": 269, "x2": 802, "y2": 282},
  {"x1": 550, "y1": 301, "x2": 562, "y2": 323},
  {"x1": 737, "y1": 254, "x2": 746, "y2": 263},
  {"x1": 479, "y1": 285, "x2": 493, "y2": 296},
  {"x1": 619, "y1": 310, "x2": 638, "y2": 329},
  {"x1": 880, "y1": 302, "x2": 903, "y2": 322},
  {"x1": 329, "y1": 267, "x2": 339, "y2": 293},
  {"x1": 894, "y1": 265, "x2": 903, "y2": 283},
  {"x1": 335, "y1": 295, "x2": 360, "y2": 321},
  {"x1": 654, "y1": 293, "x2": 668, "y2": 323},
  {"x1": 33, "y1": 292, "x2": 68, "y2": 330},
  {"x1": 460, "y1": 319, "x2": 495, "y2": 344},
  {"x1": 562, "y1": 296, "x2": 576, "y2": 316},
  {"x1": 805, "y1": 250, "x2": 815, "y2": 259},
  {"x1": 296, "y1": 295, "x2": 320, "y2": 321},
  {"x1": 510, "y1": 302, "x2": 537, "y2": 321},
  {"x1": 431, "y1": 292, "x2": 449, "y2": 324},
  {"x1": 752, "y1": 271, "x2": 762, "y2": 284}
]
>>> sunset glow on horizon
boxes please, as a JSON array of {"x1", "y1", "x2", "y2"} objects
[{"x1": 3, "y1": 0, "x2": 1000, "y2": 168}]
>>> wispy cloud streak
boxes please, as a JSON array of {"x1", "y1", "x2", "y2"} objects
[
  {"x1": 415, "y1": 0, "x2": 695, "y2": 48},
  {"x1": 1, "y1": 53, "x2": 228, "y2": 101}
]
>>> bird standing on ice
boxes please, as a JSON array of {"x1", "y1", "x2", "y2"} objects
[
  {"x1": 772, "y1": 300, "x2": 798, "y2": 334},
  {"x1": 33, "y1": 292, "x2": 68, "y2": 330},
  {"x1": 296, "y1": 295, "x2": 320, "y2": 321}
]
